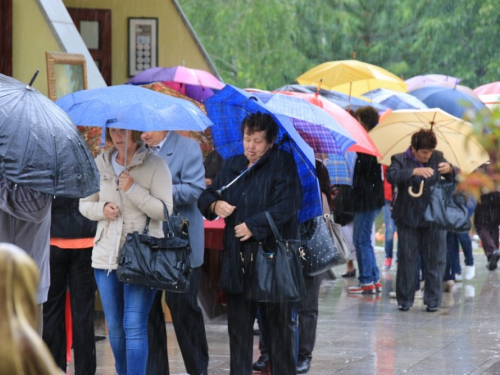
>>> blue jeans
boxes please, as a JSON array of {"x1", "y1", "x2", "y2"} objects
[
  {"x1": 95, "y1": 269, "x2": 157, "y2": 375},
  {"x1": 382, "y1": 200, "x2": 396, "y2": 259},
  {"x1": 353, "y1": 208, "x2": 381, "y2": 284},
  {"x1": 445, "y1": 231, "x2": 474, "y2": 280}
]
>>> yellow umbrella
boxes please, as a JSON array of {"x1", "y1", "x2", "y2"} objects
[
  {"x1": 296, "y1": 60, "x2": 407, "y2": 98},
  {"x1": 368, "y1": 108, "x2": 489, "y2": 175}
]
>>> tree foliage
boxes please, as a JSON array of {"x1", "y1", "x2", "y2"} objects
[{"x1": 179, "y1": 0, "x2": 500, "y2": 90}]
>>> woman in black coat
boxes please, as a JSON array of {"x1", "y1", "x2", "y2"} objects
[
  {"x1": 387, "y1": 129, "x2": 456, "y2": 313},
  {"x1": 198, "y1": 112, "x2": 302, "y2": 375}
]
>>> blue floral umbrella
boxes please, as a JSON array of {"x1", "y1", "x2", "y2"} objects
[{"x1": 205, "y1": 84, "x2": 322, "y2": 223}]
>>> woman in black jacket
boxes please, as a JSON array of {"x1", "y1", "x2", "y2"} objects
[
  {"x1": 387, "y1": 129, "x2": 455, "y2": 312},
  {"x1": 198, "y1": 112, "x2": 302, "y2": 375}
]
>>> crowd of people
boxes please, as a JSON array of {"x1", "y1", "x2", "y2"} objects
[{"x1": 1, "y1": 105, "x2": 495, "y2": 375}]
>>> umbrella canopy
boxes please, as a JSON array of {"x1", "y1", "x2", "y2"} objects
[
  {"x1": 362, "y1": 88, "x2": 428, "y2": 110},
  {"x1": 322, "y1": 152, "x2": 357, "y2": 186},
  {"x1": 478, "y1": 93, "x2": 500, "y2": 110},
  {"x1": 369, "y1": 108, "x2": 489, "y2": 175},
  {"x1": 296, "y1": 60, "x2": 407, "y2": 98},
  {"x1": 56, "y1": 84, "x2": 213, "y2": 132},
  {"x1": 405, "y1": 74, "x2": 461, "y2": 92},
  {"x1": 272, "y1": 91, "x2": 381, "y2": 157},
  {"x1": 275, "y1": 84, "x2": 388, "y2": 112},
  {"x1": 0, "y1": 73, "x2": 99, "y2": 198},
  {"x1": 409, "y1": 85, "x2": 489, "y2": 119},
  {"x1": 205, "y1": 84, "x2": 322, "y2": 223},
  {"x1": 127, "y1": 66, "x2": 225, "y2": 101},
  {"x1": 249, "y1": 92, "x2": 356, "y2": 155},
  {"x1": 474, "y1": 81, "x2": 500, "y2": 95}
]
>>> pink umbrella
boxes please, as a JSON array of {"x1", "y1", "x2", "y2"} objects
[
  {"x1": 405, "y1": 74, "x2": 461, "y2": 92},
  {"x1": 474, "y1": 81, "x2": 500, "y2": 95},
  {"x1": 273, "y1": 90, "x2": 381, "y2": 157}
]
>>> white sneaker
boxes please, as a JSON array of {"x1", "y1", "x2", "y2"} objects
[
  {"x1": 389, "y1": 291, "x2": 396, "y2": 298},
  {"x1": 464, "y1": 265, "x2": 475, "y2": 280},
  {"x1": 455, "y1": 273, "x2": 463, "y2": 282}
]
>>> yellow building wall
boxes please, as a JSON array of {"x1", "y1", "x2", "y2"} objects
[
  {"x1": 12, "y1": 0, "x2": 63, "y2": 96},
  {"x1": 62, "y1": 0, "x2": 215, "y2": 85}
]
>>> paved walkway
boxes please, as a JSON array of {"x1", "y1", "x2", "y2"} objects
[{"x1": 78, "y1": 249, "x2": 500, "y2": 375}]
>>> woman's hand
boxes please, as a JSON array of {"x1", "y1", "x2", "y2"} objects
[
  {"x1": 213, "y1": 200, "x2": 236, "y2": 218},
  {"x1": 437, "y1": 162, "x2": 452, "y2": 174},
  {"x1": 412, "y1": 167, "x2": 434, "y2": 178},
  {"x1": 118, "y1": 172, "x2": 135, "y2": 192},
  {"x1": 104, "y1": 203, "x2": 120, "y2": 220},
  {"x1": 235, "y1": 222, "x2": 253, "y2": 241}
]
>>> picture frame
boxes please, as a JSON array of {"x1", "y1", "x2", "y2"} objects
[
  {"x1": 45, "y1": 51, "x2": 87, "y2": 101},
  {"x1": 128, "y1": 17, "x2": 158, "y2": 77}
]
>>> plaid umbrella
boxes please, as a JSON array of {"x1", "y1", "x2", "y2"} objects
[{"x1": 205, "y1": 84, "x2": 322, "y2": 223}]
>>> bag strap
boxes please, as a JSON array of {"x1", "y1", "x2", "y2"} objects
[
  {"x1": 264, "y1": 211, "x2": 283, "y2": 242},
  {"x1": 143, "y1": 201, "x2": 171, "y2": 237}
]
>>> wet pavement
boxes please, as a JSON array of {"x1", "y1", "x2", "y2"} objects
[{"x1": 72, "y1": 248, "x2": 500, "y2": 374}]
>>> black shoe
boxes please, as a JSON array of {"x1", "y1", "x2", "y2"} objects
[
  {"x1": 488, "y1": 251, "x2": 500, "y2": 271},
  {"x1": 426, "y1": 306, "x2": 438, "y2": 312},
  {"x1": 398, "y1": 305, "x2": 410, "y2": 312},
  {"x1": 252, "y1": 356, "x2": 269, "y2": 372},
  {"x1": 341, "y1": 269, "x2": 356, "y2": 278},
  {"x1": 199, "y1": 371, "x2": 208, "y2": 375},
  {"x1": 297, "y1": 358, "x2": 311, "y2": 374}
]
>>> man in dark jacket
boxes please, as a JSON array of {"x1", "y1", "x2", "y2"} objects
[
  {"x1": 387, "y1": 129, "x2": 455, "y2": 312},
  {"x1": 347, "y1": 107, "x2": 385, "y2": 294}
]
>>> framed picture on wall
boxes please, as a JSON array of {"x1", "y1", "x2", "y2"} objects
[
  {"x1": 128, "y1": 17, "x2": 158, "y2": 77},
  {"x1": 45, "y1": 51, "x2": 88, "y2": 101}
]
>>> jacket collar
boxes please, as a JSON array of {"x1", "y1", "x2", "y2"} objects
[{"x1": 101, "y1": 141, "x2": 152, "y2": 170}]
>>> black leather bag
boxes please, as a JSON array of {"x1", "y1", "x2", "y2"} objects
[
  {"x1": 246, "y1": 212, "x2": 306, "y2": 302},
  {"x1": 300, "y1": 214, "x2": 344, "y2": 276},
  {"x1": 424, "y1": 178, "x2": 471, "y2": 232},
  {"x1": 116, "y1": 203, "x2": 191, "y2": 292}
]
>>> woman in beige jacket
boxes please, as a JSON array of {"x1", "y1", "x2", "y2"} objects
[{"x1": 80, "y1": 128, "x2": 172, "y2": 375}]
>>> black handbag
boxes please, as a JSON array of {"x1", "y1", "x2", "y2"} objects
[
  {"x1": 246, "y1": 212, "x2": 306, "y2": 302},
  {"x1": 300, "y1": 214, "x2": 344, "y2": 276},
  {"x1": 424, "y1": 178, "x2": 471, "y2": 232},
  {"x1": 116, "y1": 203, "x2": 191, "y2": 292}
]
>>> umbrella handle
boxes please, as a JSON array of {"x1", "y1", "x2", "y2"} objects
[{"x1": 408, "y1": 180, "x2": 424, "y2": 198}]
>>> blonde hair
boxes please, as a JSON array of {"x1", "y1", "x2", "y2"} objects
[{"x1": 0, "y1": 243, "x2": 63, "y2": 374}]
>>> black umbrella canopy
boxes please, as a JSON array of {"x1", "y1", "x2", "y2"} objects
[{"x1": 0, "y1": 73, "x2": 99, "y2": 198}]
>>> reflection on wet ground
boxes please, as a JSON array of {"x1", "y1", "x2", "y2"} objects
[{"x1": 74, "y1": 249, "x2": 500, "y2": 374}]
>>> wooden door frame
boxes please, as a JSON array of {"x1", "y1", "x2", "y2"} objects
[{"x1": 0, "y1": 0, "x2": 13, "y2": 76}]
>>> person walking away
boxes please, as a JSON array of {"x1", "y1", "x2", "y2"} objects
[
  {"x1": 79, "y1": 128, "x2": 173, "y2": 375},
  {"x1": 42, "y1": 196, "x2": 97, "y2": 375},
  {"x1": 142, "y1": 130, "x2": 209, "y2": 375}
]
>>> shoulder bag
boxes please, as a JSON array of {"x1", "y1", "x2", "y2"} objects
[
  {"x1": 300, "y1": 214, "x2": 345, "y2": 276},
  {"x1": 116, "y1": 202, "x2": 191, "y2": 292},
  {"x1": 246, "y1": 212, "x2": 306, "y2": 302},
  {"x1": 423, "y1": 178, "x2": 471, "y2": 232}
]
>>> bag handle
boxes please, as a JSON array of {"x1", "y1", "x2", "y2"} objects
[
  {"x1": 143, "y1": 201, "x2": 173, "y2": 237},
  {"x1": 264, "y1": 211, "x2": 284, "y2": 243}
]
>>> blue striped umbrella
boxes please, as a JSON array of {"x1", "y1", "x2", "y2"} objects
[{"x1": 205, "y1": 84, "x2": 322, "y2": 223}]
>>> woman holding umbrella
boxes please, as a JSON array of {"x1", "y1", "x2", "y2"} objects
[
  {"x1": 387, "y1": 129, "x2": 455, "y2": 312},
  {"x1": 198, "y1": 112, "x2": 302, "y2": 375},
  {"x1": 79, "y1": 128, "x2": 173, "y2": 375}
]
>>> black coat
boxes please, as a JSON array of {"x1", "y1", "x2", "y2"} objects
[
  {"x1": 387, "y1": 150, "x2": 455, "y2": 227},
  {"x1": 351, "y1": 153, "x2": 384, "y2": 212},
  {"x1": 198, "y1": 146, "x2": 302, "y2": 293}
]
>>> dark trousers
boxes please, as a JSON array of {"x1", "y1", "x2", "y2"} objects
[
  {"x1": 42, "y1": 246, "x2": 96, "y2": 375},
  {"x1": 228, "y1": 292, "x2": 297, "y2": 375},
  {"x1": 146, "y1": 267, "x2": 209, "y2": 375},
  {"x1": 259, "y1": 272, "x2": 323, "y2": 362},
  {"x1": 396, "y1": 223, "x2": 446, "y2": 308}
]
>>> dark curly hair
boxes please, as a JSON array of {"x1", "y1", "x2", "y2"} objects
[
  {"x1": 241, "y1": 112, "x2": 278, "y2": 144},
  {"x1": 411, "y1": 129, "x2": 437, "y2": 151}
]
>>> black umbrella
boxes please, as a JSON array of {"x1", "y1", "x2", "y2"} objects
[{"x1": 0, "y1": 72, "x2": 99, "y2": 198}]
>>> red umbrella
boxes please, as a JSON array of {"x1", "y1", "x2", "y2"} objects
[
  {"x1": 474, "y1": 81, "x2": 500, "y2": 95},
  {"x1": 273, "y1": 90, "x2": 381, "y2": 157}
]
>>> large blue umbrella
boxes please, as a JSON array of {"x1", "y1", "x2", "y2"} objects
[
  {"x1": 205, "y1": 84, "x2": 322, "y2": 223},
  {"x1": 362, "y1": 88, "x2": 428, "y2": 110},
  {"x1": 250, "y1": 92, "x2": 356, "y2": 155},
  {"x1": 408, "y1": 85, "x2": 488, "y2": 118},
  {"x1": 56, "y1": 84, "x2": 213, "y2": 132}
]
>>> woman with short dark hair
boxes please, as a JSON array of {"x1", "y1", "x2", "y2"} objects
[{"x1": 387, "y1": 128, "x2": 456, "y2": 312}]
